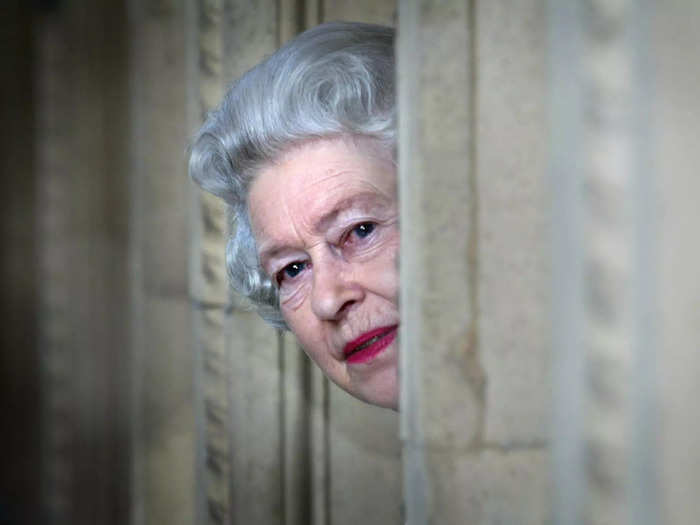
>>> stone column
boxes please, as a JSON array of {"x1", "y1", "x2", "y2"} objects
[
  {"x1": 128, "y1": 1, "x2": 195, "y2": 524},
  {"x1": 652, "y1": 2, "x2": 700, "y2": 525},
  {"x1": 398, "y1": 0, "x2": 551, "y2": 522},
  {"x1": 550, "y1": 2, "x2": 659, "y2": 524},
  {"x1": 36, "y1": 3, "x2": 132, "y2": 524}
]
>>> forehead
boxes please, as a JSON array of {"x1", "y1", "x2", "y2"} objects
[{"x1": 248, "y1": 136, "x2": 396, "y2": 243}]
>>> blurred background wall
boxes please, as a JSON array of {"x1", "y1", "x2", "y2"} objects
[
  {"x1": 1, "y1": 1, "x2": 399, "y2": 525},
  {"x1": 2, "y1": 1, "x2": 699, "y2": 525}
]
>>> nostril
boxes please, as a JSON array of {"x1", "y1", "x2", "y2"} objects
[{"x1": 336, "y1": 298, "x2": 356, "y2": 318}]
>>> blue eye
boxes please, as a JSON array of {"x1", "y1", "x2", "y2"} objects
[
  {"x1": 278, "y1": 261, "x2": 306, "y2": 283},
  {"x1": 353, "y1": 222, "x2": 375, "y2": 239}
]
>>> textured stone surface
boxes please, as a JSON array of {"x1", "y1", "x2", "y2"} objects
[
  {"x1": 329, "y1": 385, "x2": 401, "y2": 525},
  {"x1": 399, "y1": 0, "x2": 552, "y2": 522},
  {"x1": 140, "y1": 295, "x2": 194, "y2": 525},
  {"x1": 192, "y1": 307, "x2": 230, "y2": 523},
  {"x1": 188, "y1": 3, "x2": 231, "y2": 523},
  {"x1": 323, "y1": 0, "x2": 396, "y2": 25},
  {"x1": 223, "y1": 0, "x2": 278, "y2": 78},
  {"x1": 281, "y1": 331, "x2": 312, "y2": 525},
  {"x1": 34, "y1": 4, "x2": 132, "y2": 524},
  {"x1": 227, "y1": 310, "x2": 283, "y2": 524},
  {"x1": 400, "y1": 0, "x2": 482, "y2": 450},
  {"x1": 476, "y1": 0, "x2": 551, "y2": 447},
  {"x1": 655, "y1": 2, "x2": 700, "y2": 524},
  {"x1": 429, "y1": 448, "x2": 551, "y2": 525},
  {"x1": 549, "y1": 2, "x2": 661, "y2": 524},
  {"x1": 129, "y1": 2, "x2": 195, "y2": 524}
]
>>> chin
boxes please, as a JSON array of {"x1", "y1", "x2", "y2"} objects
[
  {"x1": 353, "y1": 376, "x2": 399, "y2": 410},
  {"x1": 375, "y1": 396, "x2": 399, "y2": 411}
]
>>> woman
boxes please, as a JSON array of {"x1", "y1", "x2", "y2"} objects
[{"x1": 189, "y1": 22, "x2": 399, "y2": 410}]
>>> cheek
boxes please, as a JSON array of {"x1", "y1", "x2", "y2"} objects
[
  {"x1": 282, "y1": 305, "x2": 325, "y2": 358},
  {"x1": 288, "y1": 320, "x2": 335, "y2": 373},
  {"x1": 279, "y1": 279, "x2": 310, "y2": 311},
  {"x1": 372, "y1": 237, "x2": 400, "y2": 303}
]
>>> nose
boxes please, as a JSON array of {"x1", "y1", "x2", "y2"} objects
[{"x1": 310, "y1": 253, "x2": 364, "y2": 321}]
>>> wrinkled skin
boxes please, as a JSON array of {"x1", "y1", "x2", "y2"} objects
[{"x1": 249, "y1": 136, "x2": 400, "y2": 409}]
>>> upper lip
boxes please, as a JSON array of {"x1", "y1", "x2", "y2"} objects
[{"x1": 343, "y1": 325, "x2": 398, "y2": 357}]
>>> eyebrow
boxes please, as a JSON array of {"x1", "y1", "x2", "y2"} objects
[{"x1": 258, "y1": 192, "x2": 389, "y2": 268}]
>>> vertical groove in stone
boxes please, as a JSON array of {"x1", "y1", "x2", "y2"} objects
[
  {"x1": 279, "y1": 330, "x2": 288, "y2": 525},
  {"x1": 397, "y1": 0, "x2": 428, "y2": 522},
  {"x1": 282, "y1": 332, "x2": 313, "y2": 525},
  {"x1": 305, "y1": 0, "x2": 322, "y2": 29},
  {"x1": 278, "y1": 0, "x2": 301, "y2": 43},
  {"x1": 465, "y1": 0, "x2": 485, "y2": 446},
  {"x1": 310, "y1": 365, "x2": 330, "y2": 525},
  {"x1": 126, "y1": 2, "x2": 148, "y2": 523},
  {"x1": 322, "y1": 378, "x2": 332, "y2": 525},
  {"x1": 36, "y1": 13, "x2": 75, "y2": 523},
  {"x1": 549, "y1": 1, "x2": 586, "y2": 523},
  {"x1": 624, "y1": 6, "x2": 658, "y2": 523}
]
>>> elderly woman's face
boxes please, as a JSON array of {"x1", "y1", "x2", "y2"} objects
[{"x1": 249, "y1": 136, "x2": 399, "y2": 409}]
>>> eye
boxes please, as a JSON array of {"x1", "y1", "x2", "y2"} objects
[
  {"x1": 351, "y1": 222, "x2": 375, "y2": 240},
  {"x1": 277, "y1": 261, "x2": 307, "y2": 285}
]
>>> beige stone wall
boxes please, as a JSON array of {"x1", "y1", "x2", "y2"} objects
[
  {"x1": 34, "y1": 2, "x2": 132, "y2": 524},
  {"x1": 128, "y1": 2, "x2": 195, "y2": 525},
  {"x1": 398, "y1": 1, "x2": 551, "y2": 523},
  {"x1": 20, "y1": 1, "x2": 700, "y2": 524},
  {"x1": 655, "y1": 2, "x2": 700, "y2": 524}
]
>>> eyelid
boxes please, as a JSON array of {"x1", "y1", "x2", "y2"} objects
[
  {"x1": 276, "y1": 260, "x2": 310, "y2": 289},
  {"x1": 342, "y1": 220, "x2": 377, "y2": 244},
  {"x1": 329, "y1": 215, "x2": 374, "y2": 240},
  {"x1": 268, "y1": 253, "x2": 308, "y2": 278}
]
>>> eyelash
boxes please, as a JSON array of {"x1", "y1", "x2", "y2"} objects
[
  {"x1": 343, "y1": 221, "x2": 375, "y2": 243},
  {"x1": 276, "y1": 261, "x2": 307, "y2": 285},
  {"x1": 275, "y1": 221, "x2": 378, "y2": 286}
]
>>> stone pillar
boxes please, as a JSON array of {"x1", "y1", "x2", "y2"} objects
[
  {"x1": 398, "y1": 0, "x2": 551, "y2": 522},
  {"x1": 128, "y1": 1, "x2": 195, "y2": 524},
  {"x1": 187, "y1": 2, "x2": 230, "y2": 524},
  {"x1": 652, "y1": 2, "x2": 700, "y2": 525},
  {"x1": 550, "y1": 2, "x2": 659, "y2": 524},
  {"x1": 35, "y1": 3, "x2": 132, "y2": 525}
]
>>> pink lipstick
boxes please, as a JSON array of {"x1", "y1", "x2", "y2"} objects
[{"x1": 343, "y1": 325, "x2": 398, "y2": 364}]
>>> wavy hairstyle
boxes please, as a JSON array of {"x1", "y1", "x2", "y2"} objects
[{"x1": 189, "y1": 22, "x2": 396, "y2": 328}]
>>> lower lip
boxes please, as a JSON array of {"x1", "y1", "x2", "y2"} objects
[{"x1": 346, "y1": 327, "x2": 398, "y2": 364}]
